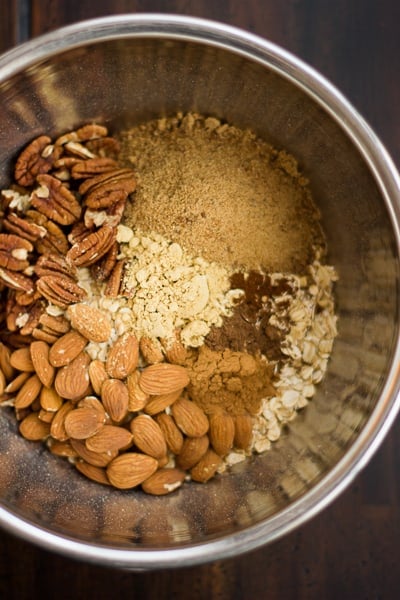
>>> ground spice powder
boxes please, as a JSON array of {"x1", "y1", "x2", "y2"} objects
[
  {"x1": 183, "y1": 345, "x2": 276, "y2": 416},
  {"x1": 205, "y1": 271, "x2": 293, "y2": 360},
  {"x1": 118, "y1": 113, "x2": 325, "y2": 272}
]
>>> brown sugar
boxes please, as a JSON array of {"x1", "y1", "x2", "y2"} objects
[{"x1": 118, "y1": 113, "x2": 325, "y2": 273}]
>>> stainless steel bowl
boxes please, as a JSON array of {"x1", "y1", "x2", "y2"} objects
[{"x1": 0, "y1": 14, "x2": 399, "y2": 569}]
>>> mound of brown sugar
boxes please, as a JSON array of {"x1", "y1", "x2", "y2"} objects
[{"x1": 118, "y1": 112, "x2": 325, "y2": 272}]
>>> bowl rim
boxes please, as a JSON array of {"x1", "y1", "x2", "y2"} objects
[{"x1": 1, "y1": 13, "x2": 400, "y2": 569}]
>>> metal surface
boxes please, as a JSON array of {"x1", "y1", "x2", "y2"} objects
[{"x1": 0, "y1": 14, "x2": 399, "y2": 569}]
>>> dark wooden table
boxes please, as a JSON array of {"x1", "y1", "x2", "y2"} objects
[{"x1": 1, "y1": 1, "x2": 400, "y2": 598}]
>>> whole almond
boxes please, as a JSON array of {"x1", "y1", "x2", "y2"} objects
[
  {"x1": 49, "y1": 330, "x2": 88, "y2": 367},
  {"x1": 0, "y1": 342, "x2": 14, "y2": 380},
  {"x1": 32, "y1": 329, "x2": 58, "y2": 345},
  {"x1": 48, "y1": 439, "x2": 78, "y2": 458},
  {"x1": 234, "y1": 414, "x2": 254, "y2": 450},
  {"x1": 38, "y1": 408, "x2": 55, "y2": 423},
  {"x1": 75, "y1": 460, "x2": 111, "y2": 486},
  {"x1": 85, "y1": 424, "x2": 133, "y2": 454},
  {"x1": 190, "y1": 449, "x2": 223, "y2": 483},
  {"x1": 88, "y1": 359, "x2": 108, "y2": 395},
  {"x1": 155, "y1": 413, "x2": 184, "y2": 455},
  {"x1": 67, "y1": 303, "x2": 112, "y2": 343},
  {"x1": 39, "y1": 313, "x2": 70, "y2": 335},
  {"x1": 78, "y1": 396, "x2": 107, "y2": 425},
  {"x1": 0, "y1": 369, "x2": 6, "y2": 396},
  {"x1": 126, "y1": 370, "x2": 149, "y2": 412},
  {"x1": 54, "y1": 351, "x2": 91, "y2": 401},
  {"x1": 14, "y1": 373, "x2": 42, "y2": 409},
  {"x1": 5, "y1": 371, "x2": 30, "y2": 394},
  {"x1": 40, "y1": 386, "x2": 63, "y2": 412},
  {"x1": 50, "y1": 401, "x2": 74, "y2": 441},
  {"x1": 157, "y1": 455, "x2": 169, "y2": 468},
  {"x1": 10, "y1": 346, "x2": 34, "y2": 372},
  {"x1": 141, "y1": 467, "x2": 185, "y2": 496},
  {"x1": 143, "y1": 389, "x2": 182, "y2": 416},
  {"x1": 106, "y1": 333, "x2": 139, "y2": 379},
  {"x1": 130, "y1": 414, "x2": 167, "y2": 459},
  {"x1": 162, "y1": 337, "x2": 187, "y2": 365},
  {"x1": 19, "y1": 412, "x2": 51, "y2": 441},
  {"x1": 70, "y1": 438, "x2": 117, "y2": 467},
  {"x1": 101, "y1": 378, "x2": 129, "y2": 423},
  {"x1": 139, "y1": 336, "x2": 164, "y2": 364},
  {"x1": 209, "y1": 412, "x2": 235, "y2": 456},
  {"x1": 176, "y1": 435, "x2": 209, "y2": 471},
  {"x1": 30, "y1": 340, "x2": 55, "y2": 387},
  {"x1": 139, "y1": 363, "x2": 190, "y2": 396},
  {"x1": 64, "y1": 406, "x2": 104, "y2": 439},
  {"x1": 106, "y1": 452, "x2": 158, "y2": 489},
  {"x1": 171, "y1": 397, "x2": 209, "y2": 438}
]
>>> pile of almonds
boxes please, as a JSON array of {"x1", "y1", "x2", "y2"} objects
[
  {"x1": 0, "y1": 308, "x2": 252, "y2": 494},
  {"x1": 0, "y1": 125, "x2": 254, "y2": 495}
]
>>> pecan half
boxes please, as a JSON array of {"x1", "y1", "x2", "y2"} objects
[
  {"x1": 36, "y1": 275, "x2": 87, "y2": 308},
  {"x1": 38, "y1": 313, "x2": 71, "y2": 335},
  {"x1": 31, "y1": 328, "x2": 59, "y2": 344},
  {"x1": 14, "y1": 136, "x2": 62, "y2": 187},
  {"x1": 80, "y1": 169, "x2": 136, "y2": 209},
  {"x1": 90, "y1": 241, "x2": 118, "y2": 282},
  {"x1": 19, "y1": 301, "x2": 45, "y2": 336},
  {"x1": 55, "y1": 124, "x2": 108, "y2": 146},
  {"x1": 84, "y1": 197, "x2": 126, "y2": 229},
  {"x1": 15, "y1": 288, "x2": 42, "y2": 307},
  {"x1": 64, "y1": 142, "x2": 96, "y2": 159},
  {"x1": 0, "y1": 267, "x2": 35, "y2": 293},
  {"x1": 32, "y1": 313, "x2": 70, "y2": 344},
  {"x1": 34, "y1": 254, "x2": 77, "y2": 280},
  {"x1": 30, "y1": 174, "x2": 81, "y2": 226},
  {"x1": 71, "y1": 158, "x2": 118, "y2": 179},
  {"x1": 66, "y1": 225, "x2": 116, "y2": 268},
  {"x1": 105, "y1": 259, "x2": 126, "y2": 297},
  {"x1": 0, "y1": 234, "x2": 33, "y2": 271},
  {"x1": 86, "y1": 137, "x2": 120, "y2": 158},
  {"x1": 5, "y1": 293, "x2": 25, "y2": 332},
  {"x1": 51, "y1": 157, "x2": 82, "y2": 182},
  {"x1": 53, "y1": 157, "x2": 82, "y2": 170},
  {"x1": 26, "y1": 210, "x2": 70, "y2": 256},
  {"x1": 3, "y1": 212, "x2": 47, "y2": 243},
  {"x1": 86, "y1": 188, "x2": 128, "y2": 210},
  {"x1": 68, "y1": 222, "x2": 94, "y2": 246}
]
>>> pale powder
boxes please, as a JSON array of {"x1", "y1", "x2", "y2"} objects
[{"x1": 116, "y1": 226, "x2": 243, "y2": 347}]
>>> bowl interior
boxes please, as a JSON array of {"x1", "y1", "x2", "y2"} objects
[{"x1": 0, "y1": 22, "x2": 399, "y2": 564}]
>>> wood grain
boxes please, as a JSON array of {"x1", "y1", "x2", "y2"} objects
[
  {"x1": 0, "y1": 0, "x2": 18, "y2": 52},
  {"x1": 1, "y1": 1, "x2": 400, "y2": 598}
]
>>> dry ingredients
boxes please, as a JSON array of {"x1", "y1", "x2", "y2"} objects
[{"x1": 0, "y1": 117, "x2": 338, "y2": 495}]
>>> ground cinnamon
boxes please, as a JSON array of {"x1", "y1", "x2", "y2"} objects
[
  {"x1": 183, "y1": 345, "x2": 276, "y2": 416},
  {"x1": 205, "y1": 271, "x2": 293, "y2": 360}
]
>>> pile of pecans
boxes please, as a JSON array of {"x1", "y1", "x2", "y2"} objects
[{"x1": 0, "y1": 124, "x2": 254, "y2": 495}]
